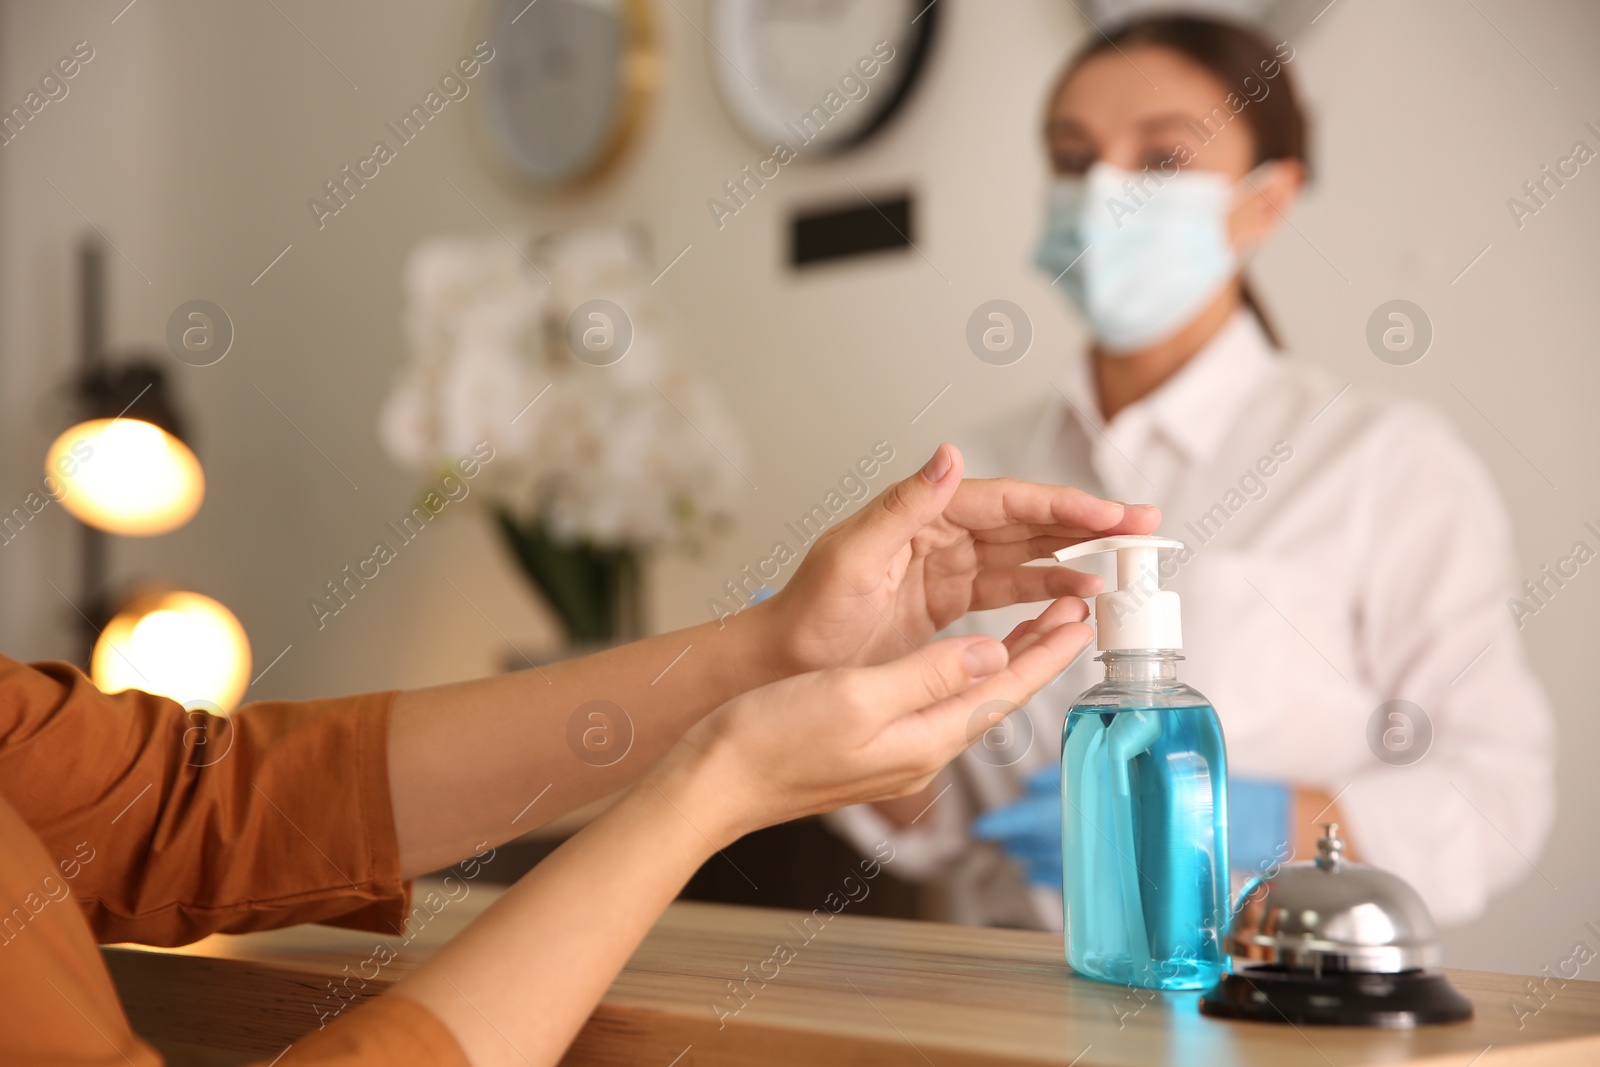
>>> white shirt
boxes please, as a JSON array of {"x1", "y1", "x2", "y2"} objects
[{"x1": 827, "y1": 311, "x2": 1556, "y2": 929}]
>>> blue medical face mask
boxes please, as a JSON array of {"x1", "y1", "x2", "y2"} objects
[{"x1": 1034, "y1": 161, "x2": 1248, "y2": 353}]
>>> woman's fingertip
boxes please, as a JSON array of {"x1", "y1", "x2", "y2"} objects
[
  {"x1": 1128, "y1": 503, "x2": 1161, "y2": 527},
  {"x1": 920, "y1": 444, "x2": 954, "y2": 484}
]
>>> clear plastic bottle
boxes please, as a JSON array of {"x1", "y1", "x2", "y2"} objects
[
  {"x1": 1061, "y1": 649, "x2": 1229, "y2": 990},
  {"x1": 1050, "y1": 535, "x2": 1230, "y2": 991}
]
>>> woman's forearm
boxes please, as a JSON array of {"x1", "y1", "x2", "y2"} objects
[
  {"x1": 388, "y1": 606, "x2": 775, "y2": 876},
  {"x1": 389, "y1": 752, "x2": 728, "y2": 1067}
]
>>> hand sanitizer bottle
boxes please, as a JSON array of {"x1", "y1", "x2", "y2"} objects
[{"x1": 1051, "y1": 536, "x2": 1229, "y2": 990}]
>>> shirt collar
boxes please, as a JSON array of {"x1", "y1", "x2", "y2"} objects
[{"x1": 1052, "y1": 310, "x2": 1278, "y2": 466}]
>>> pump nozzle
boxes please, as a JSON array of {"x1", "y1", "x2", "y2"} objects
[{"x1": 1054, "y1": 535, "x2": 1187, "y2": 651}]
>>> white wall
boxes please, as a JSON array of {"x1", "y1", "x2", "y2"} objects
[{"x1": 1, "y1": 0, "x2": 1595, "y2": 975}]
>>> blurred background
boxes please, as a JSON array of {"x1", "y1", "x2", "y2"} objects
[{"x1": 0, "y1": 0, "x2": 1595, "y2": 977}]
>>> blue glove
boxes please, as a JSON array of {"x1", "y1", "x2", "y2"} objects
[
  {"x1": 973, "y1": 764, "x2": 1064, "y2": 888},
  {"x1": 973, "y1": 766, "x2": 1292, "y2": 889},
  {"x1": 1228, "y1": 776, "x2": 1291, "y2": 877}
]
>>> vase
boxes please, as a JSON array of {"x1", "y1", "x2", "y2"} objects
[{"x1": 493, "y1": 510, "x2": 643, "y2": 646}]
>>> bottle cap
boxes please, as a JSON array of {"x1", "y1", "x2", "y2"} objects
[{"x1": 1053, "y1": 535, "x2": 1186, "y2": 650}]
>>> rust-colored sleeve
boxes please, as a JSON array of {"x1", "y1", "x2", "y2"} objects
[
  {"x1": 0, "y1": 654, "x2": 411, "y2": 946},
  {"x1": 0, "y1": 794, "x2": 468, "y2": 1067}
]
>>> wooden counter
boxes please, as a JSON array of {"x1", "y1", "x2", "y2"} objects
[{"x1": 105, "y1": 879, "x2": 1600, "y2": 1066}]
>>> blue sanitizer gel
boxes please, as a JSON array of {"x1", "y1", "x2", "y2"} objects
[
  {"x1": 1050, "y1": 536, "x2": 1230, "y2": 991},
  {"x1": 1061, "y1": 653, "x2": 1229, "y2": 989}
]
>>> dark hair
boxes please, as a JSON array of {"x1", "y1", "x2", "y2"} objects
[{"x1": 1052, "y1": 15, "x2": 1310, "y2": 348}]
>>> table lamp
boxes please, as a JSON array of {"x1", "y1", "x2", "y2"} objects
[{"x1": 57, "y1": 236, "x2": 250, "y2": 711}]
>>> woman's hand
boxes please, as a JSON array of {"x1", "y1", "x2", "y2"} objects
[
  {"x1": 660, "y1": 603, "x2": 1098, "y2": 848},
  {"x1": 751, "y1": 443, "x2": 1158, "y2": 679},
  {"x1": 387, "y1": 444, "x2": 1150, "y2": 876}
]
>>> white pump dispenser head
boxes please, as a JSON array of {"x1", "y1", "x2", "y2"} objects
[{"x1": 1053, "y1": 535, "x2": 1187, "y2": 651}]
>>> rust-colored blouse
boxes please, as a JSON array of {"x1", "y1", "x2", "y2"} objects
[{"x1": 0, "y1": 654, "x2": 469, "y2": 1066}]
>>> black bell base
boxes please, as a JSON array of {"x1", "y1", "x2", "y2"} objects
[{"x1": 1199, "y1": 966, "x2": 1474, "y2": 1028}]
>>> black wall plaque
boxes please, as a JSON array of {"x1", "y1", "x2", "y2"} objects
[{"x1": 790, "y1": 192, "x2": 914, "y2": 268}]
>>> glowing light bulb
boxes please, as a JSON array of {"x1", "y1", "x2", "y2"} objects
[
  {"x1": 92, "y1": 591, "x2": 251, "y2": 712},
  {"x1": 46, "y1": 418, "x2": 204, "y2": 536}
]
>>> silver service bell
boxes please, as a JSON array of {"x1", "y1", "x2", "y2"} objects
[{"x1": 1199, "y1": 823, "x2": 1474, "y2": 1027}]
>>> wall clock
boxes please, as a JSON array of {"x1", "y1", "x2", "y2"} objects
[
  {"x1": 708, "y1": 0, "x2": 940, "y2": 158},
  {"x1": 481, "y1": 0, "x2": 657, "y2": 186}
]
